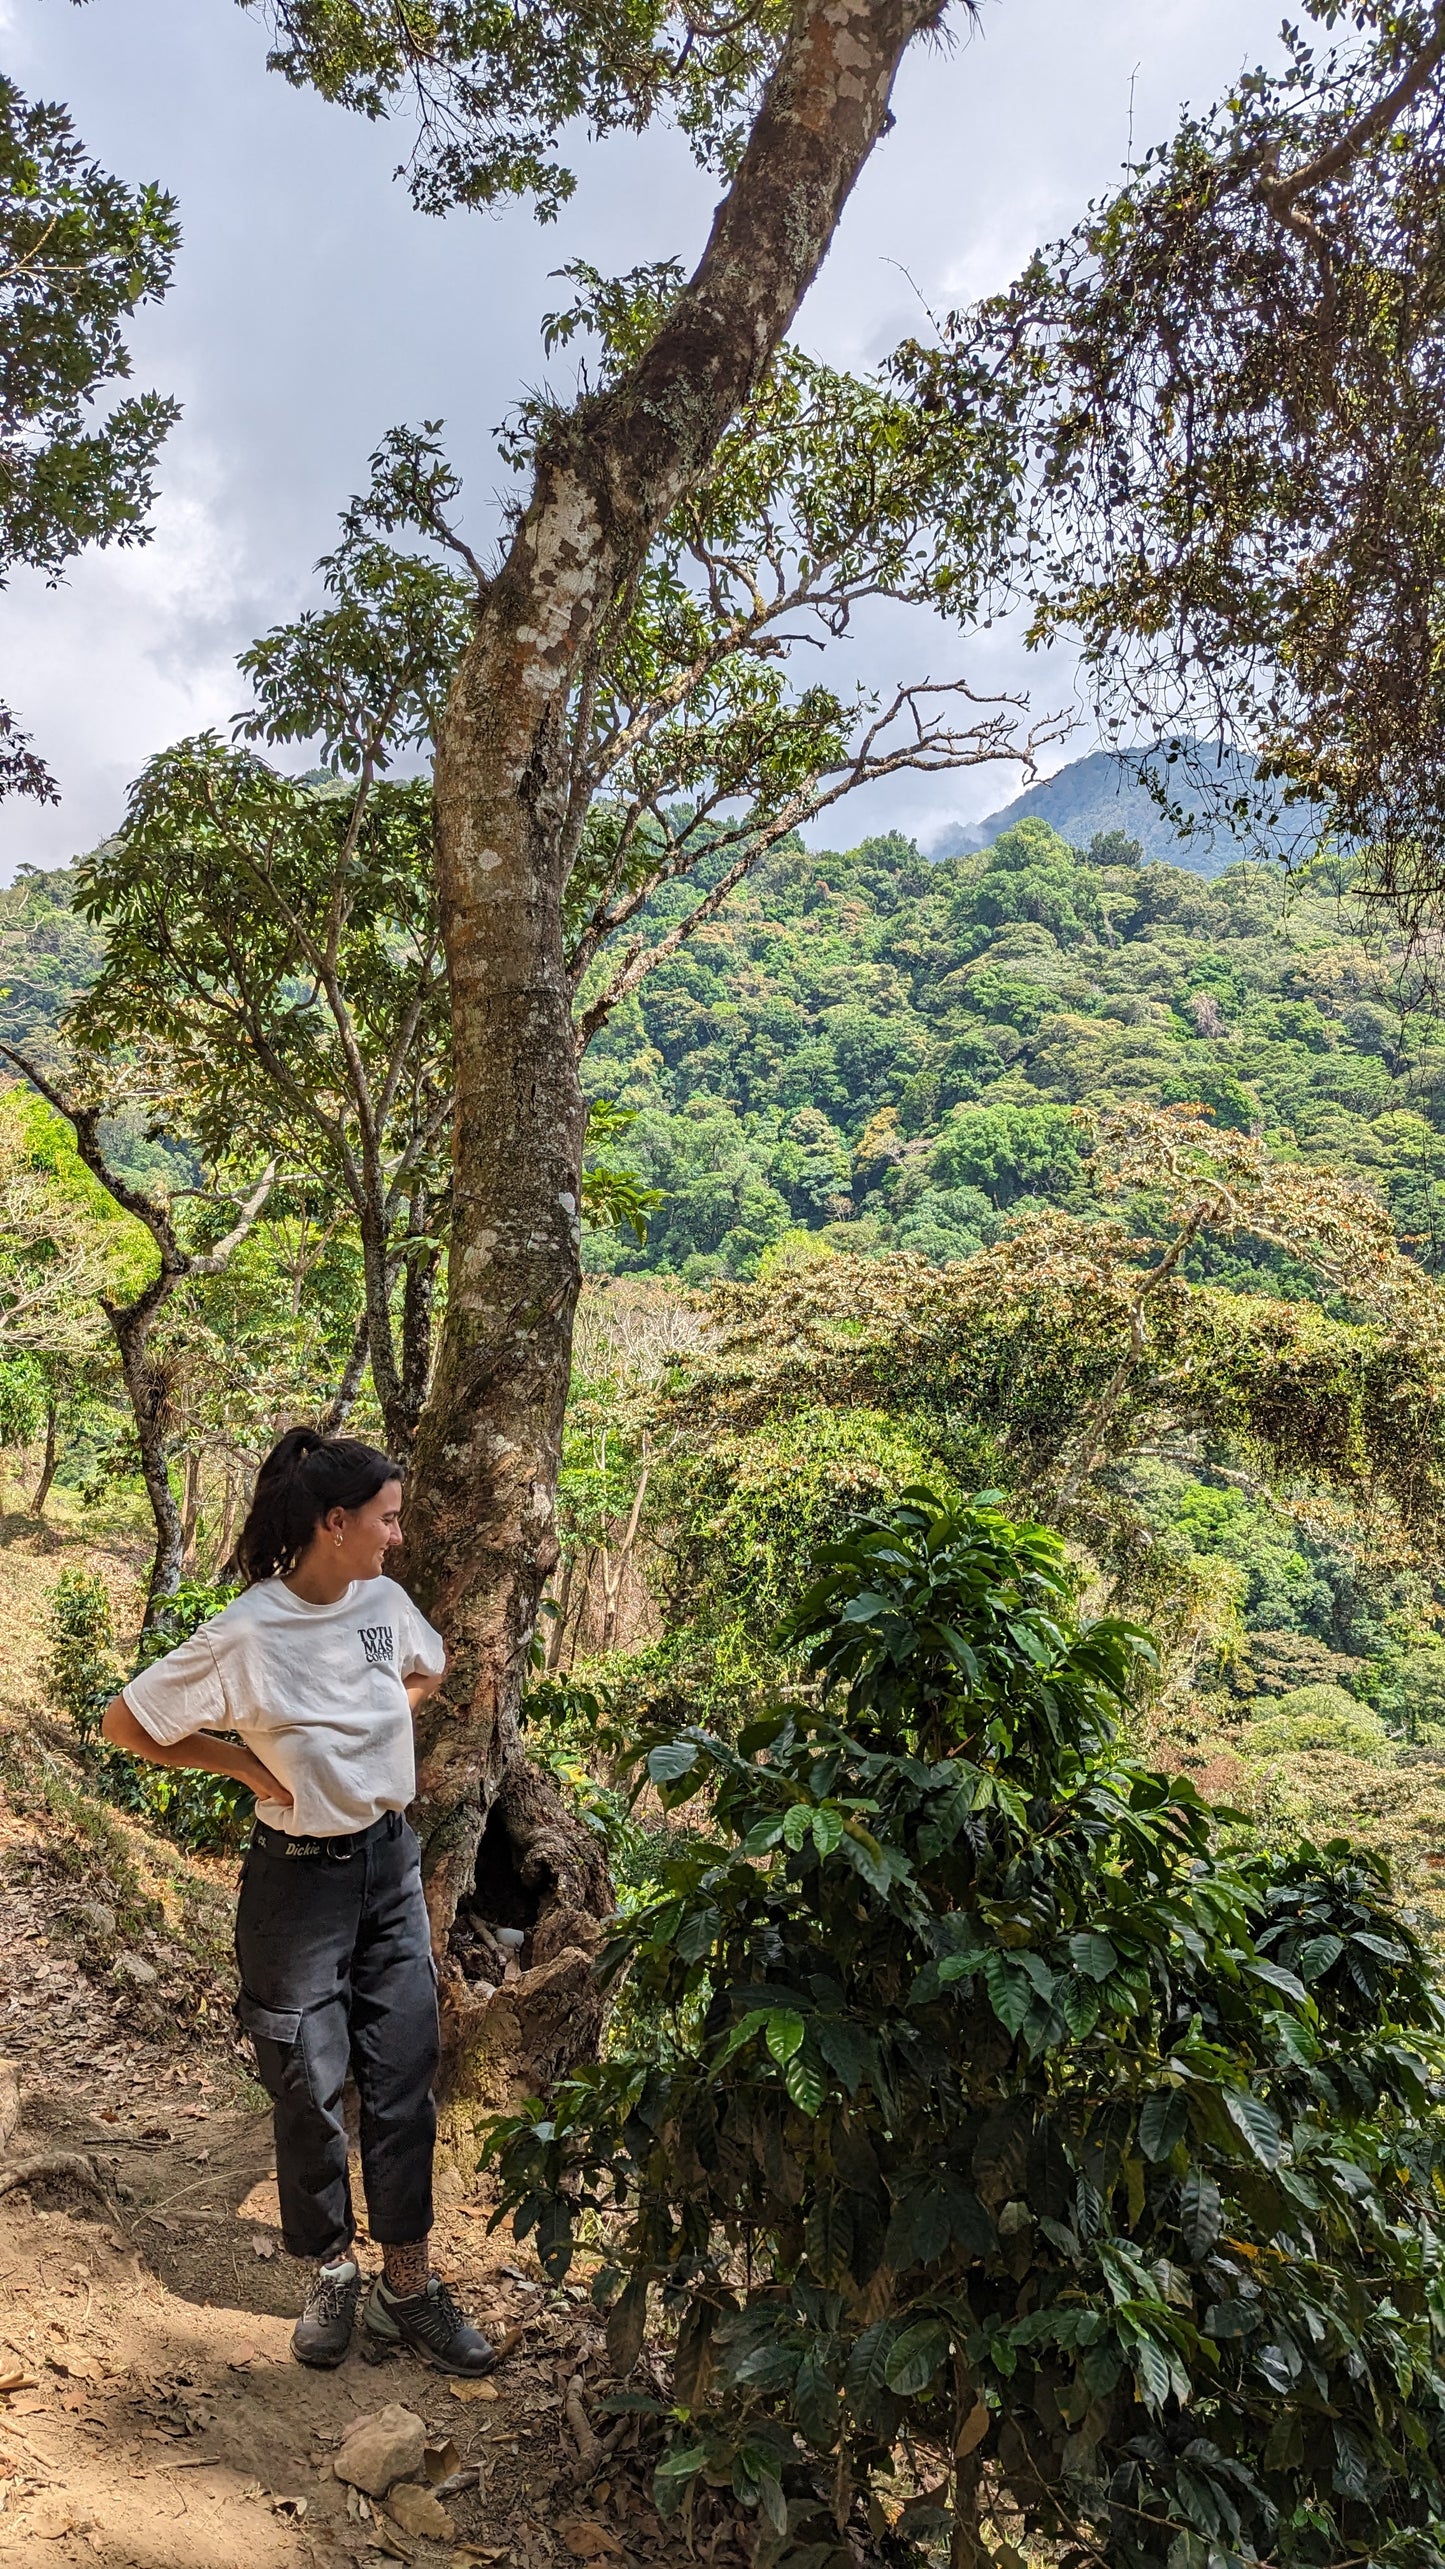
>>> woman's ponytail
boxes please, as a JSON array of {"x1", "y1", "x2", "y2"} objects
[{"x1": 238, "y1": 1428, "x2": 402, "y2": 1585}]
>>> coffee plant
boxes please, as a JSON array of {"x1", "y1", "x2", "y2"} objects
[{"x1": 489, "y1": 1493, "x2": 1445, "y2": 2569}]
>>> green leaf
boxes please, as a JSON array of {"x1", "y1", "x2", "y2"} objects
[
  {"x1": 1058, "y1": 1976, "x2": 1101, "y2": 2039},
  {"x1": 886, "y1": 2170, "x2": 993, "y2": 2266},
  {"x1": 653, "y1": 2442, "x2": 707, "y2": 2519},
  {"x1": 983, "y1": 1950, "x2": 1032, "y2": 2036},
  {"x1": 1205, "y1": 2297, "x2": 1262, "y2": 2338},
  {"x1": 1138, "y1": 2090, "x2": 1188, "y2": 2162},
  {"x1": 795, "y1": 2351, "x2": 841, "y2": 2449},
  {"x1": 1179, "y1": 2171, "x2": 1223, "y2": 2262},
  {"x1": 757, "y1": 2469, "x2": 788, "y2": 2538},
  {"x1": 783, "y1": 1803, "x2": 812, "y2": 1850},
  {"x1": 765, "y1": 2010, "x2": 806, "y2": 2065},
  {"x1": 1131, "y1": 2331, "x2": 1171, "y2": 2414},
  {"x1": 805, "y1": 2192, "x2": 855, "y2": 2287},
  {"x1": 884, "y1": 2316, "x2": 952, "y2": 2394},
  {"x1": 646, "y1": 1741, "x2": 699, "y2": 1786},
  {"x1": 816, "y1": 2018, "x2": 875, "y2": 2097},
  {"x1": 844, "y1": 2319, "x2": 899, "y2": 2418},
  {"x1": 1068, "y1": 1932, "x2": 1117, "y2": 1982},
  {"x1": 812, "y1": 1806, "x2": 845, "y2": 1855},
  {"x1": 673, "y1": 1905, "x2": 722, "y2": 1964},
  {"x1": 785, "y1": 2043, "x2": 826, "y2": 2117},
  {"x1": 1223, "y1": 2087, "x2": 1282, "y2": 2170},
  {"x1": 1297, "y1": 1932, "x2": 1344, "y2": 1981}
]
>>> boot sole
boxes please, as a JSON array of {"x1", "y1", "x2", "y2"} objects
[
  {"x1": 362, "y1": 2303, "x2": 496, "y2": 2376},
  {"x1": 290, "y1": 2334, "x2": 354, "y2": 2369}
]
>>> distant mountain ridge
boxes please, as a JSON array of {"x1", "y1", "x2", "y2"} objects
[{"x1": 931, "y1": 744, "x2": 1309, "y2": 878}]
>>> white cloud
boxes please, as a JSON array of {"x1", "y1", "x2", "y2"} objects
[{"x1": 0, "y1": 0, "x2": 1285, "y2": 875}]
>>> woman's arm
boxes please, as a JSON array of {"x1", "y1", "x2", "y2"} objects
[
  {"x1": 100, "y1": 1697, "x2": 294, "y2": 1809},
  {"x1": 404, "y1": 1662, "x2": 447, "y2": 1714}
]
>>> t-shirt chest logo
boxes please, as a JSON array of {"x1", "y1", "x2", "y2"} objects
[{"x1": 359, "y1": 1624, "x2": 396, "y2": 1668}]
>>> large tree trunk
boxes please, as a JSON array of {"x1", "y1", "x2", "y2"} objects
[{"x1": 404, "y1": 0, "x2": 941, "y2": 2116}]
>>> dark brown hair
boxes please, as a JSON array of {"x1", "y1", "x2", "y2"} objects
[{"x1": 238, "y1": 1427, "x2": 402, "y2": 1585}]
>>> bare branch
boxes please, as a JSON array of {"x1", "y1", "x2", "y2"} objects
[
  {"x1": 188, "y1": 1158, "x2": 279, "y2": 1276},
  {"x1": 574, "y1": 683, "x2": 1075, "y2": 1041}
]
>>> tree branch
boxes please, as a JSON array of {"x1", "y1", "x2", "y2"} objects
[
  {"x1": 1262, "y1": 3, "x2": 1445, "y2": 209},
  {"x1": 573, "y1": 683, "x2": 1074, "y2": 1040}
]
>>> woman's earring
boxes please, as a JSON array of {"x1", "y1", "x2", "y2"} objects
[{"x1": 334, "y1": 1531, "x2": 344, "y2": 1549}]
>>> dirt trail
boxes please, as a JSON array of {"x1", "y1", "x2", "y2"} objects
[
  {"x1": 0, "y1": 1492, "x2": 708, "y2": 2569},
  {"x1": 0, "y1": 1510, "x2": 747, "y2": 2569},
  {"x1": 0, "y1": 1859, "x2": 700, "y2": 2569}
]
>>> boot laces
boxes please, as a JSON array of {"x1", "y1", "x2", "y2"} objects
[
  {"x1": 413, "y1": 2277, "x2": 464, "y2": 2347},
  {"x1": 307, "y1": 2266, "x2": 359, "y2": 2325}
]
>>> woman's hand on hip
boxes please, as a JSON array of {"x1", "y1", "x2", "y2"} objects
[{"x1": 235, "y1": 1749, "x2": 293, "y2": 1809}]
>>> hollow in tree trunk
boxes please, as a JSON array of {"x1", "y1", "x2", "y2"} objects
[{"x1": 402, "y1": 0, "x2": 942, "y2": 2120}]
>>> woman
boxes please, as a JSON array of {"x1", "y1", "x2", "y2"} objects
[{"x1": 102, "y1": 1426, "x2": 494, "y2": 2376}]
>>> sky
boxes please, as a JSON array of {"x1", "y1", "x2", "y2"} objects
[{"x1": 0, "y1": 0, "x2": 1284, "y2": 878}]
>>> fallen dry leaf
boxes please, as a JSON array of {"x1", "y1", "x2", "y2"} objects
[
  {"x1": 48, "y1": 2349, "x2": 100, "y2": 2380},
  {"x1": 450, "y1": 2379, "x2": 498, "y2": 2404},
  {"x1": 386, "y1": 2481, "x2": 454, "y2": 2542},
  {"x1": 490, "y1": 2323, "x2": 526, "y2": 2362},
  {"x1": 559, "y1": 2519, "x2": 624, "y2": 2559},
  {"x1": 423, "y1": 2437, "x2": 460, "y2": 2484},
  {"x1": 366, "y1": 2527, "x2": 414, "y2": 2562},
  {"x1": 250, "y1": 2233, "x2": 278, "y2": 2260},
  {"x1": 0, "y1": 2362, "x2": 37, "y2": 2394}
]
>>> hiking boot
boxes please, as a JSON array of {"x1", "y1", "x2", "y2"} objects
[
  {"x1": 363, "y1": 2274, "x2": 496, "y2": 2375},
  {"x1": 291, "y1": 2255, "x2": 362, "y2": 2368}
]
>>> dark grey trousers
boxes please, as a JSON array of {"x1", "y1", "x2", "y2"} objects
[{"x1": 234, "y1": 1810, "x2": 439, "y2": 2261}]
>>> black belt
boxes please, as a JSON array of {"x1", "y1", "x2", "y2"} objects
[{"x1": 249, "y1": 1812, "x2": 402, "y2": 1862}]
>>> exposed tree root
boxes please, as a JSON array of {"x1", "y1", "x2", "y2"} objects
[{"x1": 0, "y1": 2150, "x2": 112, "y2": 2203}]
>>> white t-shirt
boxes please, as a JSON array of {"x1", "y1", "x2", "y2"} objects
[{"x1": 122, "y1": 1574, "x2": 446, "y2": 1838}]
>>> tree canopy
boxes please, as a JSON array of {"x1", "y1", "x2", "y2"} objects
[
  {"x1": 905, "y1": 1, "x2": 1445, "y2": 923},
  {"x1": 0, "y1": 76, "x2": 178, "y2": 799}
]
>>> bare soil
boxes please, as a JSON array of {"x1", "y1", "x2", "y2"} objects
[{"x1": 0, "y1": 1506, "x2": 715, "y2": 2569}]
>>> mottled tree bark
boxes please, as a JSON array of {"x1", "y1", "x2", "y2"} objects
[
  {"x1": 29, "y1": 1396, "x2": 59, "y2": 1517},
  {"x1": 405, "y1": 0, "x2": 944, "y2": 2097}
]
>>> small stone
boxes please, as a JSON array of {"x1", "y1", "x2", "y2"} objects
[
  {"x1": 111, "y1": 1953, "x2": 158, "y2": 1989},
  {"x1": 333, "y1": 2403, "x2": 429, "y2": 2498},
  {"x1": 386, "y1": 2480, "x2": 454, "y2": 2541},
  {"x1": 71, "y1": 1903, "x2": 116, "y2": 1940},
  {"x1": 28, "y1": 2495, "x2": 75, "y2": 2540}
]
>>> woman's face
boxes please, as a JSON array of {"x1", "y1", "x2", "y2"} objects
[{"x1": 319, "y1": 1479, "x2": 405, "y2": 1582}]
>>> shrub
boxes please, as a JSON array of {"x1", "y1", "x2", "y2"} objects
[
  {"x1": 47, "y1": 1568, "x2": 123, "y2": 1740},
  {"x1": 45, "y1": 1572, "x2": 251, "y2": 1853},
  {"x1": 1246, "y1": 1683, "x2": 1392, "y2": 1764},
  {"x1": 490, "y1": 1492, "x2": 1445, "y2": 2569}
]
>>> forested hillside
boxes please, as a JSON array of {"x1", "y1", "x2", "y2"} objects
[{"x1": 583, "y1": 815, "x2": 1445, "y2": 1286}]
